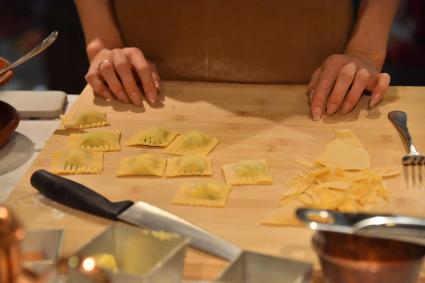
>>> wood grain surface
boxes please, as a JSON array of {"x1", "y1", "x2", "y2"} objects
[{"x1": 5, "y1": 82, "x2": 425, "y2": 280}]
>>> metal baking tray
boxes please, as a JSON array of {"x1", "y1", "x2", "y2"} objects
[
  {"x1": 70, "y1": 222, "x2": 189, "y2": 283},
  {"x1": 215, "y1": 250, "x2": 312, "y2": 283}
]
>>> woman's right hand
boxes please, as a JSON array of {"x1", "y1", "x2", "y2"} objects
[
  {"x1": 0, "y1": 57, "x2": 14, "y2": 86},
  {"x1": 85, "y1": 47, "x2": 160, "y2": 106}
]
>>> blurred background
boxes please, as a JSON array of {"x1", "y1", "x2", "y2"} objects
[{"x1": 0, "y1": 0, "x2": 424, "y2": 94}]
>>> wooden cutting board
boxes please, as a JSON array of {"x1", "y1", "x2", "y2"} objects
[{"x1": 5, "y1": 82, "x2": 425, "y2": 280}]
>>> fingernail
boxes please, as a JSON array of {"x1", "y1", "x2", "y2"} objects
[
  {"x1": 340, "y1": 102, "x2": 352, "y2": 114},
  {"x1": 147, "y1": 92, "x2": 158, "y2": 105},
  {"x1": 154, "y1": 80, "x2": 160, "y2": 89},
  {"x1": 130, "y1": 92, "x2": 142, "y2": 106},
  {"x1": 312, "y1": 107, "x2": 322, "y2": 121},
  {"x1": 103, "y1": 90, "x2": 114, "y2": 100},
  {"x1": 369, "y1": 93, "x2": 381, "y2": 108},
  {"x1": 326, "y1": 103, "x2": 338, "y2": 115},
  {"x1": 119, "y1": 91, "x2": 130, "y2": 103}
]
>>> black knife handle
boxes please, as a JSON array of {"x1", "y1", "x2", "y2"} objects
[{"x1": 30, "y1": 169, "x2": 133, "y2": 220}]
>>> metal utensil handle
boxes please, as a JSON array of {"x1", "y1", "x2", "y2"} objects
[
  {"x1": 388, "y1": 110, "x2": 413, "y2": 145},
  {"x1": 0, "y1": 31, "x2": 58, "y2": 76}
]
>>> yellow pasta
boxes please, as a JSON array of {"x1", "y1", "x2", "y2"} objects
[
  {"x1": 51, "y1": 148, "x2": 103, "y2": 174},
  {"x1": 163, "y1": 131, "x2": 220, "y2": 156},
  {"x1": 172, "y1": 181, "x2": 231, "y2": 207},
  {"x1": 222, "y1": 159, "x2": 273, "y2": 185},
  {"x1": 60, "y1": 110, "x2": 109, "y2": 129},
  {"x1": 117, "y1": 153, "x2": 166, "y2": 177},
  {"x1": 127, "y1": 126, "x2": 178, "y2": 147},
  {"x1": 165, "y1": 154, "x2": 212, "y2": 177},
  {"x1": 69, "y1": 130, "x2": 121, "y2": 151}
]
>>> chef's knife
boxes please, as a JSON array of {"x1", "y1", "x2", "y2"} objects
[
  {"x1": 296, "y1": 208, "x2": 425, "y2": 246},
  {"x1": 30, "y1": 169, "x2": 241, "y2": 261}
]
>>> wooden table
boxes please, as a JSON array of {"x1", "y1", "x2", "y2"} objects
[{"x1": 5, "y1": 82, "x2": 425, "y2": 281}]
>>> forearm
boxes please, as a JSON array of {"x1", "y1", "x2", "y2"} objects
[
  {"x1": 345, "y1": 0, "x2": 399, "y2": 70},
  {"x1": 75, "y1": 0, "x2": 124, "y2": 61}
]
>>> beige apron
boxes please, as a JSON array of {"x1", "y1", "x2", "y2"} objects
[{"x1": 112, "y1": 0, "x2": 353, "y2": 83}]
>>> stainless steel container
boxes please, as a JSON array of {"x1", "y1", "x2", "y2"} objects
[
  {"x1": 215, "y1": 250, "x2": 312, "y2": 283},
  {"x1": 71, "y1": 222, "x2": 189, "y2": 283}
]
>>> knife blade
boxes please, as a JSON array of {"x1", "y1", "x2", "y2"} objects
[{"x1": 30, "y1": 169, "x2": 241, "y2": 261}]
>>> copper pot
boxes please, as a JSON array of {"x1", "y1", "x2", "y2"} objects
[
  {"x1": 0, "y1": 58, "x2": 19, "y2": 148},
  {"x1": 313, "y1": 231, "x2": 425, "y2": 283}
]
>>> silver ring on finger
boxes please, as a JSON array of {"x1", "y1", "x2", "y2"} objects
[{"x1": 97, "y1": 59, "x2": 111, "y2": 71}]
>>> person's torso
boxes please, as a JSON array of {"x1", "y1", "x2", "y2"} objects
[{"x1": 113, "y1": 0, "x2": 353, "y2": 83}]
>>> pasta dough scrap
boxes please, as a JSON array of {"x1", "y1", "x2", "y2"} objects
[
  {"x1": 165, "y1": 154, "x2": 212, "y2": 177},
  {"x1": 127, "y1": 127, "x2": 178, "y2": 147},
  {"x1": 51, "y1": 148, "x2": 103, "y2": 174},
  {"x1": 69, "y1": 130, "x2": 121, "y2": 151},
  {"x1": 163, "y1": 131, "x2": 220, "y2": 156},
  {"x1": 317, "y1": 129, "x2": 370, "y2": 170},
  {"x1": 60, "y1": 110, "x2": 109, "y2": 129},
  {"x1": 222, "y1": 159, "x2": 273, "y2": 185},
  {"x1": 117, "y1": 153, "x2": 166, "y2": 176},
  {"x1": 92, "y1": 253, "x2": 119, "y2": 273},
  {"x1": 172, "y1": 181, "x2": 231, "y2": 207}
]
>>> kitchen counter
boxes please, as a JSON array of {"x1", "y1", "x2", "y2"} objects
[{"x1": 4, "y1": 82, "x2": 425, "y2": 281}]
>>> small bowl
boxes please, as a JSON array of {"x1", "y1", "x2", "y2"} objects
[
  {"x1": 0, "y1": 100, "x2": 19, "y2": 148},
  {"x1": 313, "y1": 231, "x2": 425, "y2": 283}
]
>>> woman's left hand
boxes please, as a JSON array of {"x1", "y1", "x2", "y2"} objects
[{"x1": 306, "y1": 53, "x2": 390, "y2": 121}]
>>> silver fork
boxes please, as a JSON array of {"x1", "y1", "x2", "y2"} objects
[{"x1": 388, "y1": 110, "x2": 425, "y2": 165}]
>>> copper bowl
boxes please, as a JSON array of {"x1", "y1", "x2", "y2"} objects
[
  {"x1": 313, "y1": 231, "x2": 425, "y2": 283},
  {"x1": 0, "y1": 100, "x2": 19, "y2": 148}
]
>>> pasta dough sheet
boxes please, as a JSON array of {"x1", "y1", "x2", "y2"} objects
[
  {"x1": 60, "y1": 110, "x2": 109, "y2": 129},
  {"x1": 172, "y1": 181, "x2": 231, "y2": 207},
  {"x1": 317, "y1": 129, "x2": 370, "y2": 170},
  {"x1": 164, "y1": 131, "x2": 220, "y2": 156},
  {"x1": 117, "y1": 153, "x2": 166, "y2": 176},
  {"x1": 69, "y1": 130, "x2": 121, "y2": 151},
  {"x1": 127, "y1": 126, "x2": 178, "y2": 147},
  {"x1": 51, "y1": 148, "x2": 103, "y2": 174},
  {"x1": 165, "y1": 154, "x2": 212, "y2": 177},
  {"x1": 222, "y1": 159, "x2": 273, "y2": 185}
]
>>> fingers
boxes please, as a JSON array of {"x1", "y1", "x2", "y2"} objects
[
  {"x1": 125, "y1": 48, "x2": 159, "y2": 105},
  {"x1": 369, "y1": 73, "x2": 390, "y2": 108},
  {"x1": 340, "y1": 68, "x2": 370, "y2": 114},
  {"x1": 97, "y1": 58, "x2": 130, "y2": 103},
  {"x1": 111, "y1": 50, "x2": 143, "y2": 106},
  {"x1": 85, "y1": 62, "x2": 114, "y2": 100},
  {"x1": 326, "y1": 62, "x2": 356, "y2": 115},
  {"x1": 310, "y1": 56, "x2": 343, "y2": 121},
  {"x1": 306, "y1": 68, "x2": 321, "y2": 103}
]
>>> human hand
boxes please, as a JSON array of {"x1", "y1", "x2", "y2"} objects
[
  {"x1": 85, "y1": 47, "x2": 160, "y2": 106},
  {"x1": 0, "y1": 57, "x2": 14, "y2": 86},
  {"x1": 306, "y1": 53, "x2": 390, "y2": 121}
]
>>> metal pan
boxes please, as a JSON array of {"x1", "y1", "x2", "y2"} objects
[{"x1": 296, "y1": 208, "x2": 425, "y2": 246}]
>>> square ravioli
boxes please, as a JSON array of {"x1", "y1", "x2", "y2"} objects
[
  {"x1": 60, "y1": 110, "x2": 109, "y2": 129},
  {"x1": 117, "y1": 153, "x2": 166, "y2": 177},
  {"x1": 69, "y1": 130, "x2": 121, "y2": 151},
  {"x1": 222, "y1": 159, "x2": 273, "y2": 185},
  {"x1": 51, "y1": 148, "x2": 103, "y2": 174},
  {"x1": 127, "y1": 126, "x2": 178, "y2": 147},
  {"x1": 163, "y1": 131, "x2": 220, "y2": 156},
  {"x1": 165, "y1": 154, "x2": 212, "y2": 177},
  {"x1": 172, "y1": 181, "x2": 231, "y2": 207}
]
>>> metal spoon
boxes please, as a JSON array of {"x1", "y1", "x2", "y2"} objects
[{"x1": 0, "y1": 31, "x2": 58, "y2": 77}]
